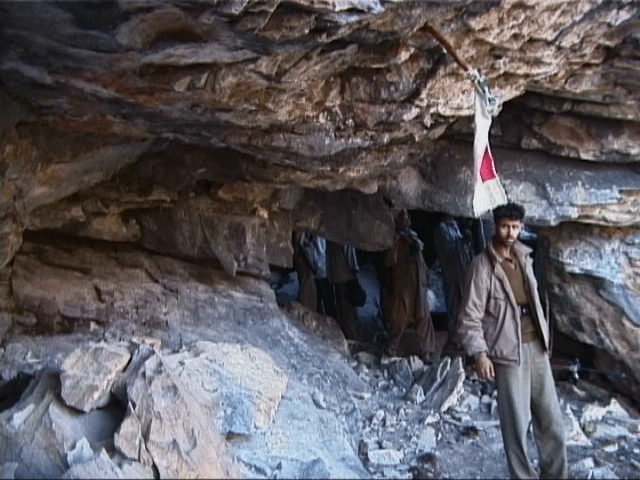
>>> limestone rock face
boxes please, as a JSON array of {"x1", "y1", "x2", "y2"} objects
[
  {"x1": 125, "y1": 352, "x2": 236, "y2": 479},
  {"x1": 541, "y1": 223, "x2": 640, "y2": 393},
  {"x1": 162, "y1": 341, "x2": 289, "y2": 434},
  {"x1": 283, "y1": 301, "x2": 350, "y2": 354},
  {"x1": 1, "y1": 1, "x2": 638, "y2": 250},
  {"x1": 9, "y1": 237, "x2": 277, "y2": 332},
  {"x1": 0, "y1": 233, "x2": 371, "y2": 478},
  {"x1": 3, "y1": 233, "x2": 640, "y2": 477}
]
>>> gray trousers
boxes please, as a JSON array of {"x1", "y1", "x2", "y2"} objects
[{"x1": 495, "y1": 341, "x2": 568, "y2": 479}]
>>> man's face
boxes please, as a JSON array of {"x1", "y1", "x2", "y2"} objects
[{"x1": 495, "y1": 217, "x2": 522, "y2": 249}]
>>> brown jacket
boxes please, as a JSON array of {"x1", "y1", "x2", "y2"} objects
[{"x1": 458, "y1": 239, "x2": 549, "y2": 365}]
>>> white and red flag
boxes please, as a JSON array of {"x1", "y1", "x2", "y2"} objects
[{"x1": 472, "y1": 87, "x2": 507, "y2": 217}]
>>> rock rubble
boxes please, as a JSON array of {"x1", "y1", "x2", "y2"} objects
[
  {"x1": 348, "y1": 346, "x2": 640, "y2": 479},
  {"x1": 0, "y1": 251, "x2": 639, "y2": 479}
]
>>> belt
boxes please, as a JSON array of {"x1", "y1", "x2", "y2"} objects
[{"x1": 518, "y1": 304, "x2": 532, "y2": 317}]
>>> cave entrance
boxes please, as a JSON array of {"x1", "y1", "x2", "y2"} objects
[
  {"x1": 271, "y1": 210, "x2": 492, "y2": 356},
  {"x1": 351, "y1": 210, "x2": 458, "y2": 347},
  {"x1": 272, "y1": 208, "x2": 591, "y2": 368}
]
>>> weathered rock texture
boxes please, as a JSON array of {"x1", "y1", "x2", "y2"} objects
[
  {"x1": 0, "y1": 372, "x2": 126, "y2": 478},
  {"x1": 163, "y1": 341, "x2": 289, "y2": 433},
  {"x1": 124, "y1": 351, "x2": 235, "y2": 479},
  {"x1": 1, "y1": 0, "x2": 640, "y2": 417},
  {"x1": 541, "y1": 224, "x2": 640, "y2": 402},
  {"x1": 60, "y1": 342, "x2": 132, "y2": 412},
  {"x1": 0, "y1": 240, "x2": 370, "y2": 478}
]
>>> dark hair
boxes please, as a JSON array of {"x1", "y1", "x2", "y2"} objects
[{"x1": 493, "y1": 202, "x2": 525, "y2": 223}]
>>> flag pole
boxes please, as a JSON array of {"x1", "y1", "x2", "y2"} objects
[{"x1": 423, "y1": 24, "x2": 472, "y2": 73}]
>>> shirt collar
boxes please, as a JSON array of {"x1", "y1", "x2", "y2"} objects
[{"x1": 489, "y1": 238, "x2": 512, "y2": 263}]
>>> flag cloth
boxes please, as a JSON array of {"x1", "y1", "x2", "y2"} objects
[{"x1": 472, "y1": 89, "x2": 507, "y2": 217}]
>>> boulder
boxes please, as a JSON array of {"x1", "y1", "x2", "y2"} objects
[
  {"x1": 230, "y1": 379, "x2": 369, "y2": 479},
  {"x1": 122, "y1": 352, "x2": 237, "y2": 479},
  {"x1": 384, "y1": 357, "x2": 414, "y2": 392},
  {"x1": 416, "y1": 426, "x2": 437, "y2": 454},
  {"x1": 113, "y1": 401, "x2": 154, "y2": 469},
  {"x1": 60, "y1": 342, "x2": 131, "y2": 412},
  {"x1": 416, "y1": 356, "x2": 465, "y2": 413},
  {"x1": 0, "y1": 372, "x2": 124, "y2": 478},
  {"x1": 562, "y1": 404, "x2": 592, "y2": 447},
  {"x1": 162, "y1": 341, "x2": 288, "y2": 434},
  {"x1": 62, "y1": 449, "x2": 153, "y2": 479},
  {"x1": 367, "y1": 448, "x2": 403, "y2": 466},
  {"x1": 405, "y1": 384, "x2": 425, "y2": 404}
]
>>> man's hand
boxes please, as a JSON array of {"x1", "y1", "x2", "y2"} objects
[{"x1": 475, "y1": 353, "x2": 495, "y2": 382}]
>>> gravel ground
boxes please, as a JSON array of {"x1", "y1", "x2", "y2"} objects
[{"x1": 348, "y1": 348, "x2": 640, "y2": 480}]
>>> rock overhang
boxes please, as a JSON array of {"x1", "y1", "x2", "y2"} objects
[{"x1": 1, "y1": 1, "x2": 638, "y2": 205}]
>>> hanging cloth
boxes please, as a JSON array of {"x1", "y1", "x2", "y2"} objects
[
  {"x1": 469, "y1": 69, "x2": 508, "y2": 217},
  {"x1": 424, "y1": 25, "x2": 508, "y2": 217}
]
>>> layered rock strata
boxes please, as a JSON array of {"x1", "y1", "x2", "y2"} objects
[{"x1": 1, "y1": 0, "x2": 640, "y2": 405}]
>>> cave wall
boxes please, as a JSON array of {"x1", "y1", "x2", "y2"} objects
[
  {"x1": 540, "y1": 224, "x2": 640, "y2": 401},
  {"x1": 1, "y1": 0, "x2": 640, "y2": 402}
]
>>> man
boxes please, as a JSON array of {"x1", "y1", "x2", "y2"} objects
[
  {"x1": 458, "y1": 202, "x2": 567, "y2": 479},
  {"x1": 384, "y1": 209, "x2": 435, "y2": 360}
]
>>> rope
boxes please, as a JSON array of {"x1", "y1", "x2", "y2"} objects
[
  {"x1": 468, "y1": 68, "x2": 502, "y2": 117},
  {"x1": 424, "y1": 24, "x2": 502, "y2": 117}
]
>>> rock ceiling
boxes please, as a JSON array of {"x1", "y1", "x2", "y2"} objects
[{"x1": 2, "y1": 1, "x2": 639, "y2": 262}]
